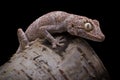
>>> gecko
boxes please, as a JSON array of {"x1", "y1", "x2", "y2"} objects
[{"x1": 17, "y1": 11, "x2": 105, "y2": 53}]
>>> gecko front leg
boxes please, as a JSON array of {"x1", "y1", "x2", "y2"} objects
[{"x1": 39, "y1": 25, "x2": 66, "y2": 48}]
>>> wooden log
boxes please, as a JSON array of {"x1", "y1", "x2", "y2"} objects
[{"x1": 0, "y1": 35, "x2": 110, "y2": 80}]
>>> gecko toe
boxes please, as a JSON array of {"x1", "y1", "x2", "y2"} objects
[
  {"x1": 52, "y1": 43, "x2": 57, "y2": 48},
  {"x1": 57, "y1": 43, "x2": 64, "y2": 46}
]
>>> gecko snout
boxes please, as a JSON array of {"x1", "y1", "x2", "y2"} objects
[{"x1": 97, "y1": 34, "x2": 105, "y2": 42}]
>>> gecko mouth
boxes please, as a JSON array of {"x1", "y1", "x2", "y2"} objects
[
  {"x1": 90, "y1": 34, "x2": 105, "y2": 42},
  {"x1": 77, "y1": 30, "x2": 105, "y2": 42}
]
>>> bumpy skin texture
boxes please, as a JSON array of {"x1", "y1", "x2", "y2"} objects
[{"x1": 17, "y1": 11, "x2": 105, "y2": 52}]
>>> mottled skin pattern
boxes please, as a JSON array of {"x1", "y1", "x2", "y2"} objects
[{"x1": 17, "y1": 11, "x2": 105, "y2": 52}]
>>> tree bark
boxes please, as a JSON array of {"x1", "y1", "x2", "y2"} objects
[{"x1": 0, "y1": 35, "x2": 110, "y2": 80}]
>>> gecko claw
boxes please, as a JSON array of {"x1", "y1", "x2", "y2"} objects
[{"x1": 52, "y1": 36, "x2": 66, "y2": 48}]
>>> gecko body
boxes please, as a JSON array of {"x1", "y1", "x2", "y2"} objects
[{"x1": 17, "y1": 11, "x2": 105, "y2": 52}]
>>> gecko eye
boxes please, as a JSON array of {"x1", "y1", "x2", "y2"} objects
[{"x1": 84, "y1": 22, "x2": 93, "y2": 31}]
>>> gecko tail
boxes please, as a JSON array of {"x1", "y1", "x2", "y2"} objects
[{"x1": 17, "y1": 28, "x2": 29, "y2": 53}]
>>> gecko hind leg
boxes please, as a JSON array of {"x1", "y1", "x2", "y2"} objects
[{"x1": 17, "y1": 28, "x2": 29, "y2": 51}]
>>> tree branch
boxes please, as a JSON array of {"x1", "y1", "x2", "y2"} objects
[{"x1": 0, "y1": 35, "x2": 110, "y2": 80}]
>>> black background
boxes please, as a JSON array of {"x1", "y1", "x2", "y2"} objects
[{"x1": 0, "y1": 0, "x2": 119, "y2": 80}]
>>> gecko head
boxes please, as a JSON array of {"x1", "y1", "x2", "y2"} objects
[{"x1": 67, "y1": 16, "x2": 105, "y2": 42}]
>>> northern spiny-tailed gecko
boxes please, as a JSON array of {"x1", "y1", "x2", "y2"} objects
[{"x1": 17, "y1": 11, "x2": 105, "y2": 53}]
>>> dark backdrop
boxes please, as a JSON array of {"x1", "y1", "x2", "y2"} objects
[{"x1": 0, "y1": 1, "x2": 118, "y2": 80}]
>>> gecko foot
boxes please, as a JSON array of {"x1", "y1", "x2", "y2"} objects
[{"x1": 52, "y1": 36, "x2": 66, "y2": 48}]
